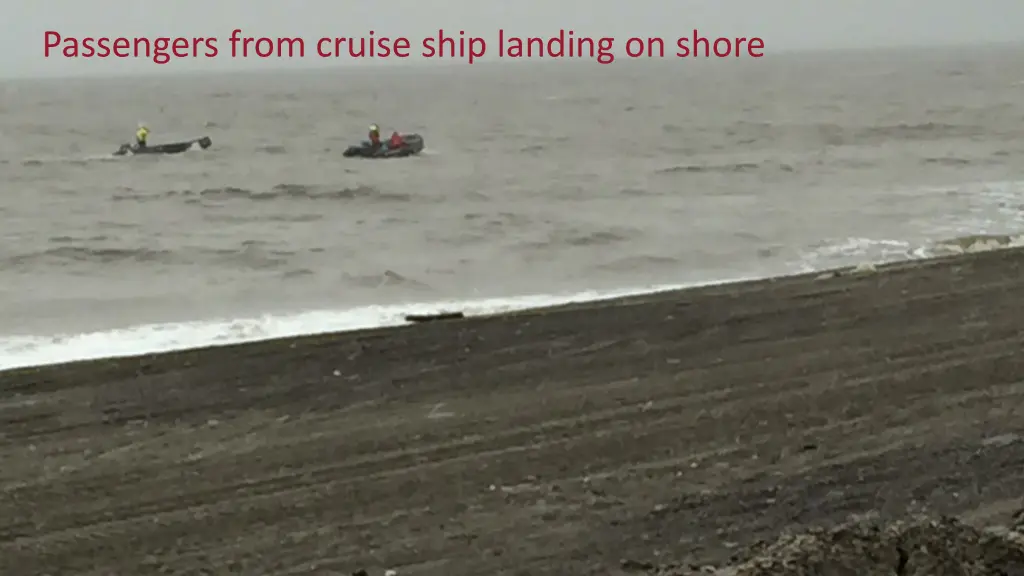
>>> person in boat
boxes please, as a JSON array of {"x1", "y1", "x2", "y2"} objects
[
  {"x1": 135, "y1": 123, "x2": 150, "y2": 149},
  {"x1": 368, "y1": 124, "x2": 382, "y2": 151},
  {"x1": 388, "y1": 131, "x2": 405, "y2": 149}
]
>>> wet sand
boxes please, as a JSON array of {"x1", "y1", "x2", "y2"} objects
[{"x1": 2, "y1": 248, "x2": 1024, "y2": 575}]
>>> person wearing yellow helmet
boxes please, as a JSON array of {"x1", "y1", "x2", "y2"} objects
[
  {"x1": 135, "y1": 123, "x2": 150, "y2": 149},
  {"x1": 368, "y1": 124, "x2": 382, "y2": 150}
]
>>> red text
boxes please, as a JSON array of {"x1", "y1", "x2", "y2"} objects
[
  {"x1": 316, "y1": 33, "x2": 412, "y2": 59},
  {"x1": 228, "y1": 29, "x2": 304, "y2": 58},
  {"x1": 421, "y1": 29, "x2": 487, "y2": 64},
  {"x1": 675, "y1": 30, "x2": 765, "y2": 58},
  {"x1": 44, "y1": 31, "x2": 218, "y2": 64}
]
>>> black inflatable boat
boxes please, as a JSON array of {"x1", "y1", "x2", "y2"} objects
[
  {"x1": 343, "y1": 134, "x2": 424, "y2": 158},
  {"x1": 114, "y1": 136, "x2": 213, "y2": 156}
]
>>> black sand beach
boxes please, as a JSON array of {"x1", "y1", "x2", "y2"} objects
[{"x1": 2, "y1": 249, "x2": 1024, "y2": 575}]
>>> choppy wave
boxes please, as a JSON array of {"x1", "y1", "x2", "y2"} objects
[
  {"x1": 4, "y1": 242, "x2": 293, "y2": 271},
  {"x1": 515, "y1": 227, "x2": 641, "y2": 251},
  {"x1": 6, "y1": 222, "x2": 1024, "y2": 283},
  {"x1": 721, "y1": 120, "x2": 991, "y2": 147},
  {"x1": 596, "y1": 254, "x2": 681, "y2": 272},
  {"x1": 254, "y1": 144, "x2": 288, "y2": 154},
  {"x1": 655, "y1": 161, "x2": 793, "y2": 175},
  {"x1": 857, "y1": 121, "x2": 986, "y2": 142},
  {"x1": 4, "y1": 231, "x2": 436, "y2": 293},
  {"x1": 110, "y1": 184, "x2": 407, "y2": 203},
  {"x1": 16, "y1": 154, "x2": 122, "y2": 167},
  {"x1": 921, "y1": 156, "x2": 972, "y2": 166}
]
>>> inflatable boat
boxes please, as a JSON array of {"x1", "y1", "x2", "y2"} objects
[{"x1": 343, "y1": 134, "x2": 424, "y2": 159}]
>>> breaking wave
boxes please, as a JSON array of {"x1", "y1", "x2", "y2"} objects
[{"x1": 931, "y1": 233, "x2": 1024, "y2": 255}]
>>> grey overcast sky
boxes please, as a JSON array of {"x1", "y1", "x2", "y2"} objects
[{"x1": 5, "y1": 0, "x2": 1024, "y2": 77}]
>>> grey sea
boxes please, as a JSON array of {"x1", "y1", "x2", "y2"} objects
[{"x1": 3, "y1": 44, "x2": 1024, "y2": 367}]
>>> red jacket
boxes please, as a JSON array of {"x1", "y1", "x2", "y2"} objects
[{"x1": 389, "y1": 132, "x2": 404, "y2": 148}]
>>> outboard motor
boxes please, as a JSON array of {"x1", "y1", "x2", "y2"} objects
[{"x1": 196, "y1": 136, "x2": 213, "y2": 149}]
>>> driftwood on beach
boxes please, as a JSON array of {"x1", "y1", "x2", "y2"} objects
[
  {"x1": 403, "y1": 310, "x2": 465, "y2": 323},
  {"x1": 2, "y1": 248, "x2": 1024, "y2": 575}
]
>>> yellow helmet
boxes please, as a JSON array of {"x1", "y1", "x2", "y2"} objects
[{"x1": 369, "y1": 124, "x2": 379, "y2": 132}]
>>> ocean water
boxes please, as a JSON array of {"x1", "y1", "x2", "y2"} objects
[{"x1": 3, "y1": 45, "x2": 1024, "y2": 370}]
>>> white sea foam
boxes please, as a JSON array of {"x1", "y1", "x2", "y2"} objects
[{"x1": 0, "y1": 279, "x2": 749, "y2": 372}]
